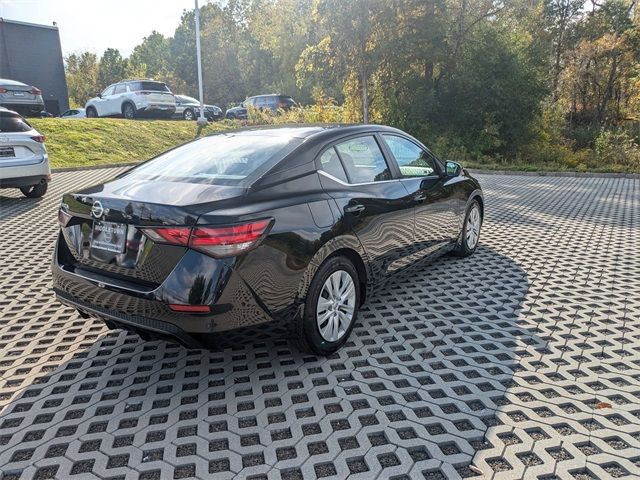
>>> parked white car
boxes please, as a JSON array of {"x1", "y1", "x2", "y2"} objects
[
  {"x1": 59, "y1": 108, "x2": 86, "y2": 119},
  {"x1": 0, "y1": 107, "x2": 50, "y2": 198},
  {"x1": 85, "y1": 80, "x2": 176, "y2": 119}
]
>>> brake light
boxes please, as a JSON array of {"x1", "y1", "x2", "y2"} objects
[
  {"x1": 140, "y1": 219, "x2": 272, "y2": 257},
  {"x1": 0, "y1": 87, "x2": 7, "y2": 93},
  {"x1": 31, "y1": 135, "x2": 46, "y2": 143},
  {"x1": 58, "y1": 209, "x2": 72, "y2": 227},
  {"x1": 139, "y1": 226, "x2": 191, "y2": 246},
  {"x1": 29, "y1": 87, "x2": 42, "y2": 95}
]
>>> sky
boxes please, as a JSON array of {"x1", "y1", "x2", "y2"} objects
[{"x1": 0, "y1": 0, "x2": 196, "y2": 57}]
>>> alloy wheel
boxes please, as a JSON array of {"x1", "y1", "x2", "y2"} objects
[
  {"x1": 184, "y1": 109, "x2": 194, "y2": 120},
  {"x1": 466, "y1": 205, "x2": 481, "y2": 249},
  {"x1": 316, "y1": 270, "x2": 356, "y2": 342}
]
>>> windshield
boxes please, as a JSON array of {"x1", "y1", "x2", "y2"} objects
[{"x1": 124, "y1": 134, "x2": 301, "y2": 186}]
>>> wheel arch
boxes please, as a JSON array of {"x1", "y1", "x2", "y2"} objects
[{"x1": 297, "y1": 236, "x2": 371, "y2": 306}]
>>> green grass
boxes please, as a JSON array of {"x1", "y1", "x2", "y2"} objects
[{"x1": 31, "y1": 118, "x2": 235, "y2": 169}]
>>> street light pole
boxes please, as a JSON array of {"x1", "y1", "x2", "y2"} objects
[{"x1": 194, "y1": 0, "x2": 207, "y2": 127}]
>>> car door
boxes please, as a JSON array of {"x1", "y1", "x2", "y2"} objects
[
  {"x1": 107, "y1": 83, "x2": 127, "y2": 115},
  {"x1": 316, "y1": 134, "x2": 416, "y2": 280},
  {"x1": 379, "y1": 134, "x2": 459, "y2": 256},
  {"x1": 94, "y1": 85, "x2": 115, "y2": 116}
]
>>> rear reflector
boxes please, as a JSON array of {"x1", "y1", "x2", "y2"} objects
[
  {"x1": 140, "y1": 219, "x2": 272, "y2": 258},
  {"x1": 169, "y1": 304, "x2": 211, "y2": 313}
]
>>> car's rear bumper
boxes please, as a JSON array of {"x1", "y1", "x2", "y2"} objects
[
  {"x1": 0, "y1": 174, "x2": 49, "y2": 188},
  {"x1": 136, "y1": 105, "x2": 176, "y2": 116},
  {"x1": 51, "y1": 232, "x2": 282, "y2": 345},
  {"x1": 0, "y1": 156, "x2": 50, "y2": 186},
  {"x1": 0, "y1": 100, "x2": 45, "y2": 112}
]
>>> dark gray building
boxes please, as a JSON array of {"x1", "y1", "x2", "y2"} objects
[{"x1": 0, "y1": 18, "x2": 69, "y2": 115}]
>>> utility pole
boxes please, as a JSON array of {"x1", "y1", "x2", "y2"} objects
[{"x1": 194, "y1": 0, "x2": 207, "y2": 127}]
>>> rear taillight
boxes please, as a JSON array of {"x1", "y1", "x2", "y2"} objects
[
  {"x1": 29, "y1": 87, "x2": 42, "y2": 95},
  {"x1": 169, "y1": 304, "x2": 211, "y2": 313},
  {"x1": 58, "y1": 209, "x2": 72, "y2": 227},
  {"x1": 140, "y1": 219, "x2": 272, "y2": 258},
  {"x1": 140, "y1": 227, "x2": 191, "y2": 246},
  {"x1": 0, "y1": 87, "x2": 7, "y2": 93},
  {"x1": 31, "y1": 135, "x2": 46, "y2": 143}
]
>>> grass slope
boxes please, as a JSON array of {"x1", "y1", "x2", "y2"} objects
[{"x1": 31, "y1": 118, "x2": 234, "y2": 169}]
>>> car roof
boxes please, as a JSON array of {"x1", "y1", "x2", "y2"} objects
[
  {"x1": 0, "y1": 79, "x2": 27, "y2": 86},
  {"x1": 219, "y1": 124, "x2": 406, "y2": 140}
]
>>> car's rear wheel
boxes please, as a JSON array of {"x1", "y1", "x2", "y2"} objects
[
  {"x1": 86, "y1": 107, "x2": 97, "y2": 118},
  {"x1": 122, "y1": 102, "x2": 136, "y2": 119},
  {"x1": 294, "y1": 256, "x2": 360, "y2": 355},
  {"x1": 453, "y1": 199, "x2": 482, "y2": 257},
  {"x1": 183, "y1": 108, "x2": 194, "y2": 121},
  {"x1": 20, "y1": 182, "x2": 47, "y2": 198}
]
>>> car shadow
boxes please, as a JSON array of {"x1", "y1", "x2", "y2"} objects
[{"x1": 0, "y1": 244, "x2": 538, "y2": 479}]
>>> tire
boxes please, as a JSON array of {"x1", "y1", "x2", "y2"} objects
[
  {"x1": 452, "y1": 199, "x2": 482, "y2": 257},
  {"x1": 183, "y1": 108, "x2": 195, "y2": 121},
  {"x1": 293, "y1": 256, "x2": 360, "y2": 355},
  {"x1": 122, "y1": 102, "x2": 136, "y2": 119},
  {"x1": 86, "y1": 107, "x2": 98, "y2": 118},
  {"x1": 20, "y1": 182, "x2": 47, "y2": 198}
]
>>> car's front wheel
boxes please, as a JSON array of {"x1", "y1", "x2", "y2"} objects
[
  {"x1": 453, "y1": 199, "x2": 482, "y2": 257},
  {"x1": 294, "y1": 256, "x2": 360, "y2": 355},
  {"x1": 20, "y1": 182, "x2": 47, "y2": 198},
  {"x1": 183, "y1": 108, "x2": 194, "y2": 121},
  {"x1": 86, "y1": 107, "x2": 97, "y2": 118}
]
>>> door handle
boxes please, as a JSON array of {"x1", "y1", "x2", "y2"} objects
[
  {"x1": 344, "y1": 203, "x2": 366, "y2": 214},
  {"x1": 414, "y1": 193, "x2": 427, "y2": 202}
]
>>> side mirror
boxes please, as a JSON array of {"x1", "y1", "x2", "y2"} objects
[
  {"x1": 445, "y1": 160, "x2": 462, "y2": 177},
  {"x1": 97, "y1": 93, "x2": 102, "y2": 99}
]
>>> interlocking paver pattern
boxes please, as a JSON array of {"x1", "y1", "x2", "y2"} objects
[{"x1": 0, "y1": 168, "x2": 639, "y2": 480}]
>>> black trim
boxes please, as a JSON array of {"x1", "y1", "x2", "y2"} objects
[
  {"x1": 0, "y1": 174, "x2": 48, "y2": 188},
  {"x1": 54, "y1": 288, "x2": 204, "y2": 349}
]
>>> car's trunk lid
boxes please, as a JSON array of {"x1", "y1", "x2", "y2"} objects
[{"x1": 59, "y1": 178, "x2": 246, "y2": 285}]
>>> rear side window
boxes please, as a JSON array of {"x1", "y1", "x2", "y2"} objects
[
  {"x1": 0, "y1": 112, "x2": 32, "y2": 132},
  {"x1": 130, "y1": 81, "x2": 171, "y2": 92},
  {"x1": 125, "y1": 134, "x2": 302, "y2": 186},
  {"x1": 382, "y1": 135, "x2": 438, "y2": 178},
  {"x1": 318, "y1": 148, "x2": 348, "y2": 183},
  {"x1": 335, "y1": 136, "x2": 391, "y2": 183}
]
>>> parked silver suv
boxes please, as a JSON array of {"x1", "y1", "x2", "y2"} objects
[
  {"x1": 85, "y1": 80, "x2": 176, "y2": 119},
  {"x1": 0, "y1": 108, "x2": 50, "y2": 198}
]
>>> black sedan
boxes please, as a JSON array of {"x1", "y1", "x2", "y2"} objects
[
  {"x1": 173, "y1": 95, "x2": 222, "y2": 121},
  {"x1": 52, "y1": 125, "x2": 483, "y2": 354}
]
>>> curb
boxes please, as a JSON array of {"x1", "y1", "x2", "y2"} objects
[
  {"x1": 51, "y1": 164, "x2": 640, "y2": 179},
  {"x1": 467, "y1": 168, "x2": 640, "y2": 179},
  {"x1": 52, "y1": 162, "x2": 139, "y2": 173}
]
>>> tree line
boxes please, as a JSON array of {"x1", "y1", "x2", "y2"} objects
[{"x1": 65, "y1": 0, "x2": 639, "y2": 171}]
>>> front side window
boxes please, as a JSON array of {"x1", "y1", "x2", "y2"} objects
[
  {"x1": 318, "y1": 148, "x2": 348, "y2": 183},
  {"x1": 335, "y1": 136, "x2": 391, "y2": 183},
  {"x1": 382, "y1": 135, "x2": 437, "y2": 178},
  {"x1": 113, "y1": 84, "x2": 126, "y2": 94},
  {"x1": 124, "y1": 134, "x2": 302, "y2": 186},
  {"x1": 101, "y1": 85, "x2": 115, "y2": 97}
]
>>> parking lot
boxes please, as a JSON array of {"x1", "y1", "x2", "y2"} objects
[{"x1": 0, "y1": 168, "x2": 638, "y2": 480}]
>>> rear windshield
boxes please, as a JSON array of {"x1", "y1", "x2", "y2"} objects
[
  {"x1": 0, "y1": 112, "x2": 32, "y2": 132},
  {"x1": 124, "y1": 134, "x2": 302, "y2": 186},
  {"x1": 278, "y1": 96, "x2": 296, "y2": 107},
  {"x1": 129, "y1": 81, "x2": 171, "y2": 92}
]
